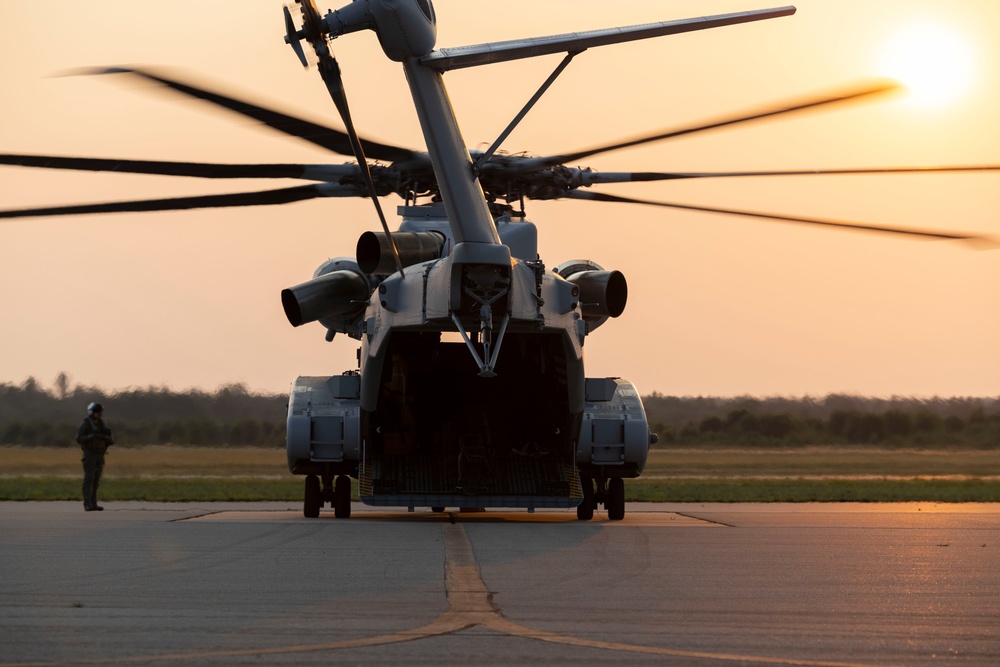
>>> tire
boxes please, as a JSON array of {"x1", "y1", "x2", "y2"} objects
[
  {"x1": 607, "y1": 477, "x2": 625, "y2": 521},
  {"x1": 431, "y1": 506, "x2": 446, "y2": 513},
  {"x1": 577, "y1": 477, "x2": 595, "y2": 521},
  {"x1": 304, "y1": 475, "x2": 321, "y2": 518},
  {"x1": 334, "y1": 475, "x2": 352, "y2": 519}
]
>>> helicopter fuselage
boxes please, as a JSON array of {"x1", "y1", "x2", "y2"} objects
[
  {"x1": 285, "y1": 203, "x2": 650, "y2": 513},
  {"x1": 281, "y1": 4, "x2": 650, "y2": 518}
]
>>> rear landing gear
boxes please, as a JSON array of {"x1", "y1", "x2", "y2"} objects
[
  {"x1": 334, "y1": 475, "x2": 352, "y2": 518},
  {"x1": 303, "y1": 474, "x2": 352, "y2": 518},
  {"x1": 576, "y1": 474, "x2": 625, "y2": 521},
  {"x1": 576, "y1": 477, "x2": 595, "y2": 521},
  {"x1": 606, "y1": 477, "x2": 625, "y2": 521},
  {"x1": 304, "y1": 475, "x2": 321, "y2": 518}
]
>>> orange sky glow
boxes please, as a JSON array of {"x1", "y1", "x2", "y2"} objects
[{"x1": 1, "y1": 0, "x2": 998, "y2": 397}]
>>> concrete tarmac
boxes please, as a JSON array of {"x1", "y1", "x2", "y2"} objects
[{"x1": 1, "y1": 502, "x2": 998, "y2": 666}]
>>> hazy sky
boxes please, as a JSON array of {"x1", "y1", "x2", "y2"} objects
[{"x1": 1, "y1": 0, "x2": 998, "y2": 398}]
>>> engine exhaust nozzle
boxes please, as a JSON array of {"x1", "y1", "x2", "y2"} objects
[
  {"x1": 357, "y1": 230, "x2": 446, "y2": 275},
  {"x1": 281, "y1": 268, "x2": 371, "y2": 327},
  {"x1": 566, "y1": 269, "x2": 628, "y2": 320}
]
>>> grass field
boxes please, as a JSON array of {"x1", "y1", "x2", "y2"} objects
[
  {"x1": 643, "y1": 446, "x2": 1000, "y2": 478},
  {"x1": 1, "y1": 445, "x2": 998, "y2": 502}
]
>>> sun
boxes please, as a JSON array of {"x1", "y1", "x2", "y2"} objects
[{"x1": 879, "y1": 23, "x2": 975, "y2": 108}]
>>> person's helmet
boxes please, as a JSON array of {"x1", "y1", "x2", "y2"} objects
[{"x1": 87, "y1": 402, "x2": 104, "y2": 415}]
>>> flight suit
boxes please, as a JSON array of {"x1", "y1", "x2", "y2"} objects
[{"x1": 76, "y1": 416, "x2": 114, "y2": 510}]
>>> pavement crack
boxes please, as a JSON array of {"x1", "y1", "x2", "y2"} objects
[{"x1": 674, "y1": 511, "x2": 736, "y2": 527}]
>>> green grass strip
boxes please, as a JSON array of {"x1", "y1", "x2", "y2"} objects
[
  {"x1": 627, "y1": 478, "x2": 1000, "y2": 503},
  {"x1": 2, "y1": 476, "x2": 1000, "y2": 503},
  {"x1": 0, "y1": 477, "x2": 305, "y2": 502}
]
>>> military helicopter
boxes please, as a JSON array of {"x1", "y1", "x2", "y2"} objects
[{"x1": 1, "y1": 1, "x2": 997, "y2": 520}]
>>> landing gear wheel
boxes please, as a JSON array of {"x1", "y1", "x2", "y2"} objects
[
  {"x1": 334, "y1": 475, "x2": 352, "y2": 519},
  {"x1": 304, "y1": 475, "x2": 321, "y2": 518},
  {"x1": 577, "y1": 478, "x2": 595, "y2": 521},
  {"x1": 607, "y1": 477, "x2": 625, "y2": 521}
]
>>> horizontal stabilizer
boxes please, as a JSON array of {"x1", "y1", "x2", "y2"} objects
[{"x1": 420, "y1": 6, "x2": 795, "y2": 71}]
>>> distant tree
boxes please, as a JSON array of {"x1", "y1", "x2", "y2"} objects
[
  {"x1": 54, "y1": 372, "x2": 70, "y2": 400},
  {"x1": 757, "y1": 414, "x2": 794, "y2": 440},
  {"x1": 883, "y1": 410, "x2": 913, "y2": 439},
  {"x1": 725, "y1": 409, "x2": 759, "y2": 435},
  {"x1": 828, "y1": 411, "x2": 851, "y2": 439},
  {"x1": 699, "y1": 416, "x2": 724, "y2": 434},
  {"x1": 914, "y1": 411, "x2": 942, "y2": 434},
  {"x1": 944, "y1": 415, "x2": 965, "y2": 433},
  {"x1": 846, "y1": 413, "x2": 884, "y2": 443}
]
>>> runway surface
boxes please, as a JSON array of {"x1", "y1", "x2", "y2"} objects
[{"x1": 1, "y1": 502, "x2": 998, "y2": 666}]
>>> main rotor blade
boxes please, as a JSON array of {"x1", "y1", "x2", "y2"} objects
[
  {"x1": 84, "y1": 67, "x2": 418, "y2": 163},
  {"x1": 560, "y1": 190, "x2": 995, "y2": 245},
  {"x1": 528, "y1": 81, "x2": 899, "y2": 169},
  {"x1": 583, "y1": 165, "x2": 1000, "y2": 185},
  {"x1": 0, "y1": 183, "x2": 362, "y2": 219},
  {"x1": 0, "y1": 153, "x2": 362, "y2": 181}
]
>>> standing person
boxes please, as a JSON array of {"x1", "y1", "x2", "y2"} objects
[{"x1": 76, "y1": 402, "x2": 114, "y2": 511}]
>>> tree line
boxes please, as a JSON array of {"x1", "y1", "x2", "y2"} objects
[
  {"x1": 2, "y1": 375, "x2": 999, "y2": 447},
  {"x1": 644, "y1": 393, "x2": 1000, "y2": 448},
  {"x1": 1, "y1": 375, "x2": 286, "y2": 447}
]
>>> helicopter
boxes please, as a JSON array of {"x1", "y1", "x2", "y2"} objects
[{"x1": 1, "y1": 1, "x2": 997, "y2": 519}]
